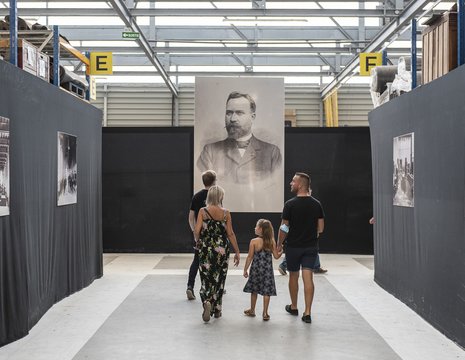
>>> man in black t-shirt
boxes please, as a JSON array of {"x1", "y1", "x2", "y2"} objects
[
  {"x1": 277, "y1": 172, "x2": 325, "y2": 323},
  {"x1": 278, "y1": 188, "x2": 327, "y2": 275},
  {"x1": 186, "y1": 170, "x2": 217, "y2": 300}
]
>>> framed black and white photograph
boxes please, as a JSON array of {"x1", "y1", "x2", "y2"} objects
[
  {"x1": 194, "y1": 77, "x2": 284, "y2": 212},
  {"x1": 393, "y1": 132, "x2": 414, "y2": 207},
  {"x1": 57, "y1": 132, "x2": 77, "y2": 206},
  {"x1": 0, "y1": 116, "x2": 10, "y2": 216}
]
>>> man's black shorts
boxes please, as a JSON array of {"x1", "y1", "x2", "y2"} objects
[{"x1": 286, "y1": 247, "x2": 318, "y2": 272}]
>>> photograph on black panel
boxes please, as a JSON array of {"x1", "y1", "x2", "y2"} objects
[
  {"x1": 57, "y1": 132, "x2": 77, "y2": 206},
  {"x1": 393, "y1": 132, "x2": 414, "y2": 207},
  {"x1": 0, "y1": 116, "x2": 9, "y2": 216}
]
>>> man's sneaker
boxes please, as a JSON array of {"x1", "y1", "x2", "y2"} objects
[
  {"x1": 313, "y1": 267, "x2": 328, "y2": 274},
  {"x1": 186, "y1": 288, "x2": 196, "y2": 300},
  {"x1": 302, "y1": 314, "x2": 312, "y2": 323},
  {"x1": 285, "y1": 305, "x2": 298, "y2": 316},
  {"x1": 278, "y1": 265, "x2": 287, "y2": 276}
]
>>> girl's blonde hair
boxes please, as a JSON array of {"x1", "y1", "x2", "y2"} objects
[
  {"x1": 206, "y1": 185, "x2": 224, "y2": 206},
  {"x1": 257, "y1": 219, "x2": 275, "y2": 252}
]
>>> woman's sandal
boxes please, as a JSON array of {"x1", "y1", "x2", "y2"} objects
[
  {"x1": 244, "y1": 309, "x2": 256, "y2": 317},
  {"x1": 202, "y1": 301, "x2": 212, "y2": 322},
  {"x1": 263, "y1": 313, "x2": 270, "y2": 321}
]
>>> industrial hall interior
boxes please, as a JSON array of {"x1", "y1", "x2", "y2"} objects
[{"x1": 1, "y1": 0, "x2": 465, "y2": 359}]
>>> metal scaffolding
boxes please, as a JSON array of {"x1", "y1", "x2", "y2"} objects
[{"x1": 2, "y1": 1, "x2": 462, "y2": 98}]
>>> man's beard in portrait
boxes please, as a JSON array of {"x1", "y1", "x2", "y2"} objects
[{"x1": 226, "y1": 124, "x2": 250, "y2": 139}]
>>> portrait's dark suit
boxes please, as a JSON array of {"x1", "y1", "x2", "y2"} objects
[{"x1": 197, "y1": 135, "x2": 282, "y2": 184}]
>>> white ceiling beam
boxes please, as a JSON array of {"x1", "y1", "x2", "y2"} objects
[
  {"x1": 12, "y1": 0, "x2": 409, "y2": 2},
  {"x1": 74, "y1": 45, "x2": 416, "y2": 54},
  {"x1": 78, "y1": 70, "x2": 333, "y2": 77},
  {"x1": 59, "y1": 25, "x2": 390, "y2": 42},
  {"x1": 0, "y1": 8, "x2": 400, "y2": 17}
]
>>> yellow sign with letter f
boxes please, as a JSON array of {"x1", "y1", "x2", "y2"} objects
[{"x1": 359, "y1": 53, "x2": 382, "y2": 76}]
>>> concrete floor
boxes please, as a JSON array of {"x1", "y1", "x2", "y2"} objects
[{"x1": 0, "y1": 254, "x2": 464, "y2": 360}]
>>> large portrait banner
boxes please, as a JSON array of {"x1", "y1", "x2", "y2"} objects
[
  {"x1": 393, "y1": 132, "x2": 414, "y2": 207},
  {"x1": 0, "y1": 116, "x2": 10, "y2": 216},
  {"x1": 57, "y1": 132, "x2": 77, "y2": 206},
  {"x1": 194, "y1": 77, "x2": 284, "y2": 212}
]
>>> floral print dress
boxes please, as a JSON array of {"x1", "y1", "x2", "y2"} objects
[
  {"x1": 198, "y1": 208, "x2": 230, "y2": 314},
  {"x1": 243, "y1": 249, "x2": 277, "y2": 296}
]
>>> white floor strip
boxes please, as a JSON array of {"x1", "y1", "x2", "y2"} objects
[
  {"x1": 0, "y1": 255, "x2": 164, "y2": 360},
  {"x1": 320, "y1": 254, "x2": 465, "y2": 360}
]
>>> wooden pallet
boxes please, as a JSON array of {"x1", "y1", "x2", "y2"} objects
[{"x1": 421, "y1": 9, "x2": 457, "y2": 85}]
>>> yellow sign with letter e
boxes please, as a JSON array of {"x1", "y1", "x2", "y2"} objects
[
  {"x1": 359, "y1": 53, "x2": 382, "y2": 76},
  {"x1": 89, "y1": 52, "x2": 113, "y2": 75}
]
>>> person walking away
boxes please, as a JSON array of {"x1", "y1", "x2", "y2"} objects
[
  {"x1": 194, "y1": 185, "x2": 240, "y2": 322},
  {"x1": 277, "y1": 172, "x2": 325, "y2": 324},
  {"x1": 243, "y1": 219, "x2": 282, "y2": 321},
  {"x1": 186, "y1": 170, "x2": 217, "y2": 300}
]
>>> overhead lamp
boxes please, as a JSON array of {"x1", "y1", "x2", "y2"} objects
[{"x1": 223, "y1": 17, "x2": 308, "y2": 23}]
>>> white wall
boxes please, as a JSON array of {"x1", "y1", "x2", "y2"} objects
[{"x1": 92, "y1": 83, "x2": 373, "y2": 127}]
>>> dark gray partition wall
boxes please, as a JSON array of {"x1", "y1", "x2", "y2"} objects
[
  {"x1": 0, "y1": 60, "x2": 103, "y2": 346},
  {"x1": 103, "y1": 127, "x2": 373, "y2": 254},
  {"x1": 370, "y1": 65, "x2": 465, "y2": 348}
]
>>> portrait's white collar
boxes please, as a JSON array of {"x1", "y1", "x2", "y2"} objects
[{"x1": 235, "y1": 134, "x2": 253, "y2": 142}]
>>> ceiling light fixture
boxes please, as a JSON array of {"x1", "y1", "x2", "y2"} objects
[{"x1": 223, "y1": 17, "x2": 308, "y2": 23}]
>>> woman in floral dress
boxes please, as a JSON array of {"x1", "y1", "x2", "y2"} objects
[{"x1": 194, "y1": 185, "x2": 240, "y2": 322}]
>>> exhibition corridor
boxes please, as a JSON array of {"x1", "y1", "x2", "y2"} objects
[{"x1": 0, "y1": 254, "x2": 463, "y2": 360}]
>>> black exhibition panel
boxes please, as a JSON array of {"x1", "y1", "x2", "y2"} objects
[
  {"x1": 0, "y1": 60, "x2": 103, "y2": 346},
  {"x1": 285, "y1": 127, "x2": 373, "y2": 254},
  {"x1": 369, "y1": 64, "x2": 465, "y2": 348},
  {"x1": 103, "y1": 128, "x2": 193, "y2": 252},
  {"x1": 103, "y1": 127, "x2": 373, "y2": 254}
]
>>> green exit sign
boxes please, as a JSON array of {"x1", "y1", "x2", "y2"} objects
[{"x1": 122, "y1": 31, "x2": 140, "y2": 39}]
